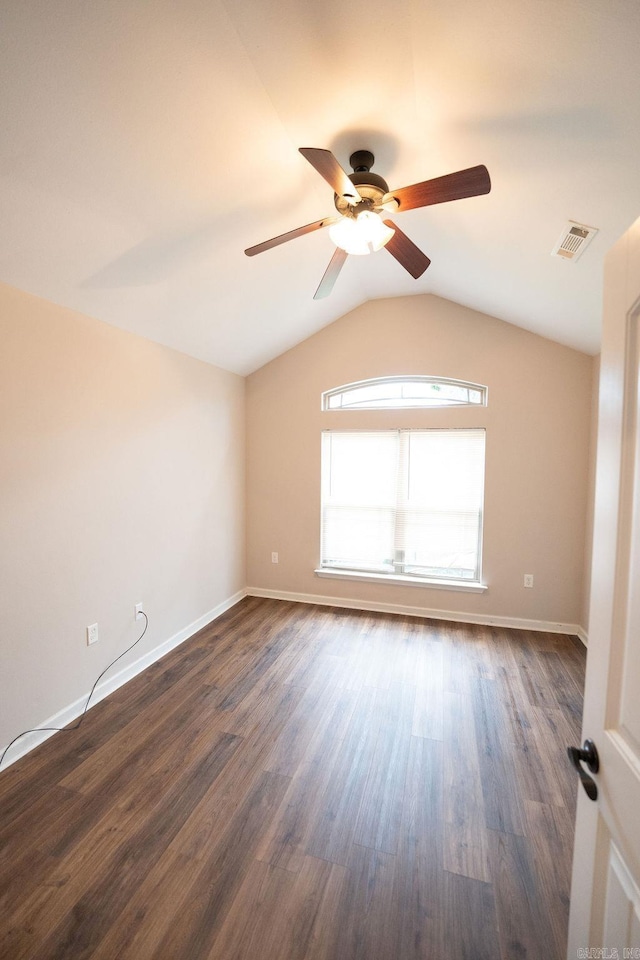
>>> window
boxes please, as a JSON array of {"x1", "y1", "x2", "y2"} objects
[
  {"x1": 322, "y1": 376, "x2": 486, "y2": 411},
  {"x1": 320, "y1": 429, "x2": 486, "y2": 585}
]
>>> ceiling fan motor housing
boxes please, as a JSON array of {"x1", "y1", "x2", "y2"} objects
[{"x1": 334, "y1": 151, "x2": 390, "y2": 215}]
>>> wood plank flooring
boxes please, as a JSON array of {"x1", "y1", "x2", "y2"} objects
[{"x1": 0, "y1": 597, "x2": 586, "y2": 960}]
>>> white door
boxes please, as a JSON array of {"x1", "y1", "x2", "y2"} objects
[{"x1": 567, "y1": 215, "x2": 640, "y2": 958}]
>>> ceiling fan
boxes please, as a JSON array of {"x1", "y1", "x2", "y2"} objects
[{"x1": 245, "y1": 148, "x2": 491, "y2": 299}]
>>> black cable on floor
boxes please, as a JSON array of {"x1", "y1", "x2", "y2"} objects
[{"x1": 0, "y1": 611, "x2": 149, "y2": 772}]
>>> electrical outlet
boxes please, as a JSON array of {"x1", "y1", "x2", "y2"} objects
[
  {"x1": 87, "y1": 623, "x2": 99, "y2": 645},
  {"x1": 271, "y1": 552, "x2": 278, "y2": 564},
  {"x1": 524, "y1": 574, "x2": 534, "y2": 588},
  {"x1": 135, "y1": 602, "x2": 144, "y2": 620}
]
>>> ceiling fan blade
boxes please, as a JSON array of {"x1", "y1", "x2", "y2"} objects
[
  {"x1": 244, "y1": 217, "x2": 338, "y2": 256},
  {"x1": 314, "y1": 247, "x2": 348, "y2": 299},
  {"x1": 385, "y1": 164, "x2": 491, "y2": 212},
  {"x1": 299, "y1": 148, "x2": 361, "y2": 203},
  {"x1": 383, "y1": 220, "x2": 431, "y2": 278}
]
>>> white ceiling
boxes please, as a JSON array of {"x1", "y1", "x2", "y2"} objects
[{"x1": 1, "y1": 0, "x2": 639, "y2": 375}]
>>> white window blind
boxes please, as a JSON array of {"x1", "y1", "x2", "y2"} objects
[{"x1": 321, "y1": 429, "x2": 485, "y2": 582}]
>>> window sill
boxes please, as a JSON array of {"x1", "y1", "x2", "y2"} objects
[{"x1": 314, "y1": 568, "x2": 487, "y2": 593}]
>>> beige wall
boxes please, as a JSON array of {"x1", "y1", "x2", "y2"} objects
[
  {"x1": 581, "y1": 354, "x2": 600, "y2": 637},
  {"x1": 0, "y1": 283, "x2": 245, "y2": 752},
  {"x1": 246, "y1": 294, "x2": 594, "y2": 628}
]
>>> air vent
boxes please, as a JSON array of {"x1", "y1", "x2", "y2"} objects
[{"x1": 551, "y1": 221, "x2": 598, "y2": 262}]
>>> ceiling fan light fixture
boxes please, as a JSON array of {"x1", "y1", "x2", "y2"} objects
[
  {"x1": 329, "y1": 211, "x2": 395, "y2": 256},
  {"x1": 246, "y1": 148, "x2": 490, "y2": 297}
]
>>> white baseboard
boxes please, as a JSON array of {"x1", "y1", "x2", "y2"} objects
[
  {"x1": 575, "y1": 627, "x2": 588, "y2": 648},
  {"x1": 0, "y1": 589, "x2": 246, "y2": 771},
  {"x1": 247, "y1": 586, "x2": 586, "y2": 639}
]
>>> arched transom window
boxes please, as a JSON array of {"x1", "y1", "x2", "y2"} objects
[{"x1": 322, "y1": 376, "x2": 487, "y2": 411}]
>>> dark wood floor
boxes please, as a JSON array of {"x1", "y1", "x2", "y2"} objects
[{"x1": 0, "y1": 597, "x2": 586, "y2": 960}]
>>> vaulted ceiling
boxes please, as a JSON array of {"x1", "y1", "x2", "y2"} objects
[{"x1": 1, "y1": 0, "x2": 639, "y2": 374}]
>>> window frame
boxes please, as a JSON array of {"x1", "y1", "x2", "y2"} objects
[
  {"x1": 321, "y1": 375, "x2": 487, "y2": 411},
  {"x1": 318, "y1": 427, "x2": 487, "y2": 591}
]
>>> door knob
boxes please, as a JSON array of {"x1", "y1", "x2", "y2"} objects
[{"x1": 567, "y1": 739, "x2": 599, "y2": 801}]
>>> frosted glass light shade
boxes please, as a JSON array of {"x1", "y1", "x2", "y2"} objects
[{"x1": 329, "y1": 212, "x2": 395, "y2": 256}]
